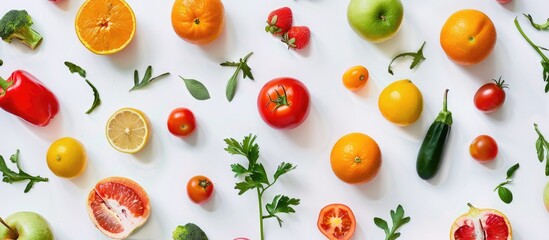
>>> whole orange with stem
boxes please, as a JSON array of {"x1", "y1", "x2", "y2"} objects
[
  {"x1": 330, "y1": 133, "x2": 382, "y2": 184},
  {"x1": 440, "y1": 9, "x2": 497, "y2": 65},
  {"x1": 171, "y1": 0, "x2": 225, "y2": 45}
]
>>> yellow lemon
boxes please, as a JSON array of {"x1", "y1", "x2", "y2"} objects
[
  {"x1": 106, "y1": 108, "x2": 150, "y2": 153},
  {"x1": 47, "y1": 137, "x2": 87, "y2": 178},
  {"x1": 378, "y1": 79, "x2": 423, "y2": 126}
]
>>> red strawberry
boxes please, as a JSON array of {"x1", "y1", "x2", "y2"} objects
[
  {"x1": 282, "y1": 26, "x2": 310, "y2": 50},
  {"x1": 265, "y1": 7, "x2": 293, "y2": 36}
]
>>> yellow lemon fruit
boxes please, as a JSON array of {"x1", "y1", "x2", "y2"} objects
[
  {"x1": 378, "y1": 79, "x2": 423, "y2": 126},
  {"x1": 47, "y1": 137, "x2": 87, "y2": 178}
]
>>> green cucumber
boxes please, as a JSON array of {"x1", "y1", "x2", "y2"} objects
[{"x1": 416, "y1": 89, "x2": 452, "y2": 180}]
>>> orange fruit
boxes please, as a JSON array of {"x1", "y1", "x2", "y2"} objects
[
  {"x1": 450, "y1": 203, "x2": 512, "y2": 240},
  {"x1": 330, "y1": 133, "x2": 382, "y2": 184},
  {"x1": 46, "y1": 137, "x2": 87, "y2": 178},
  {"x1": 342, "y1": 65, "x2": 369, "y2": 91},
  {"x1": 171, "y1": 0, "x2": 225, "y2": 45},
  {"x1": 87, "y1": 176, "x2": 151, "y2": 239},
  {"x1": 75, "y1": 0, "x2": 136, "y2": 55},
  {"x1": 440, "y1": 9, "x2": 497, "y2": 65}
]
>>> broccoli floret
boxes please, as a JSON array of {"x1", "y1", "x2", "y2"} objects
[
  {"x1": 0, "y1": 10, "x2": 43, "y2": 49},
  {"x1": 172, "y1": 223, "x2": 208, "y2": 240}
]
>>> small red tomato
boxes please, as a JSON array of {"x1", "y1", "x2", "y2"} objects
[
  {"x1": 474, "y1": 77, "x2": 508, "y2": 113},
  {"x1": 470, "y1": 135, "x2": 498, "y2": 161},
  {"x1": 497, "y1": 0, "x2": 511, "y2": 3},
  {"x1": 167, "y1": 108, "x2": 196, "y2": 137},
  {"x1": 257, "y1": 77, "x2": 311, "y2": 129},
  {"x1": 186, "y1": 175, "x2": 214, "y2": 204}
]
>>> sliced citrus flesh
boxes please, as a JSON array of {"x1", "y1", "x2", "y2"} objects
[
  {"x1": 106, "y1": 108, "x2": 150, "y2": 154},
  {"x1": 87, "y1": 176, "x2": 151, "y2": 239},
  {"x1": 330, "y1": 133, "x2": 382, "y2": 184},
  {"x1": 317, "y1": 204, "x2": 356, "y2": 240},
  {"x1": 75, "y1": 0, "x2": 136, "y2": 54},
  {"x1": 171, "y1": 0, "x2": 225, "y2": 45},
  {"x1": 450, "y1": 203, "x2": 512, "y2": 240}
]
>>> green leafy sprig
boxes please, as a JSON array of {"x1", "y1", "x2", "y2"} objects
[
  {"x1": 0, "y1": 150, "x2": 48, "y2": 193},
  {"x1": 524, "y1": 13, "x2": 549, "y2": 30},
  {"x1": 374, "y1": 205, "x2": 411, "y2": 240},
  {"x1": 515, "y1": 18, "x2": 549, "y2": 92},
  {"x1": 494, "y1": 163, "x2": 520, "y2": 204},
  {"x1": 224, "y1": 134, "x2": 299, "y2": 240},
  {"x1": 130, "y1": 66, "x2": 170, "y2": 91},
  {"x1": 180, "y1": 76, "x2": 210, "y2": 100},
  {"x1": 388, "y1": 41, "x2": 426, "y2": 75},
  {"x1": 64, "y1": 61, "x2": 101, "y2": 114},
  {"x1": 220, "y1": 52, "x2": 254, "y2": 102},
  {"x1": 534, "y1": 123, "x2": 549, "y2": 175}
]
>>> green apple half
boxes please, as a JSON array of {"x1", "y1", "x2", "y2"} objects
[
  {"x1": 0, "y1": 212, "x2": 53, "y2": 240},
  {"x1": 347, "y1": 0, "x2": 404, "y2": 43}
]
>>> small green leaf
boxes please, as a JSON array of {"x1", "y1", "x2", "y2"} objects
[
  {"x1": 537, "y1": 138, "x2": 545, "y2": 162},
  {"x1": 387, "y1": 41, "x2": 427, "y2": 75},
  {"x1": 64, "y1": 61, "x2": 86, "y2": 78},
  {"x1": 0, "y1": 150, "x2": 48, "y2": 193},
  {"x1": 226, "y1": 73, "x2": 238, "y2": 101},
  {"x1": 274, "y1": 162, "x2": 296, "y2": 181},
  {"x1": 498, "y1": 187, "x2": 513, "y2": 204},
  {"x1": 230, "y1": 163, "x2": 248, "y2": 177},
  {"x1": 221, "y1": 52, "x2": 254, "y2": 102},
  {"x1": 374, "y1": 217, "x2": 389, "y2": 233},
  {"x1": 130, "y1": 66, "x2": 170, "y2": 91},
  {"x1": 181, "y1": 76, "x2": 210, "y2": 100},
  {"x1": 506, "y1": 163, "x2": 520, "y2": 179},
  {"x1": 84, "y1": 79, "x2": 101, "y2": 114},
  {"x1": 250, "y1": 163, "x2": 269, "y2": 185}
]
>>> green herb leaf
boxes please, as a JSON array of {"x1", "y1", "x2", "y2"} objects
[
  {"x1": 498, "y1": 187, "x2": 513, "y2": 204},
  {"x1": 534, "y1": 123, "x2": 549, "y2": 175},
  {"x1": 387, "y1": 41, "x2": 426, "y2": 75},
  {"x1": 0, "y1": 150, "x2": 48, "y2": 193},
  {"x1": 130, "y1": 66, "x2": 170, "y2": 91},
  {"x1": 221, "y1": 52, "x2": 254, "y2": 102},
  {"x1": 0, "y1": 59, "x2": 3, "y2": 66},
  {"x1": 231, "y1": 163, "x2": 248, "y2": 177},
  {"x1": 374, "y1": 205, "x2": 411, "y2": 240},
  {"x1": 506, "y1": 163, "x2": 520, "y2": 179},
  {"x1": 64, "y1": 61, "x2": 86, "y2": 78},
  {"x1": 235, "y1": 179, "x2": 261, "y2": 195},
  {"x1": 523, "y1": 13, "x2": 549, "y2": 30},
  {"x1": 515, "y1": 18, "x2": 549, "y2": 93},
  {"x1": 180, "y1": 76, "x2": 210, "y2": 100},
  {"x1": 250, "y1": 163, "x2": 270, "y2": 185},
  {"x1": 274, "y1": 162, "x2": 296, "y2": 181},
  {"x1": 265, "y1": 195, "x2": 300, "y2": 226},
  {"x1": 84, "y1": 79, "x2": 101, "y2": 114}
]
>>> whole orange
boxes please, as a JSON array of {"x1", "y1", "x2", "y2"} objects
[
  {"x1": 330, "y1": 133, "x2": 382, "y2": 184},
  {"x1": 171, "y1": 0, "x2": 225, "y2": 45},
  {"x1": 440, "y1": 9, "x2": 497, "y2": 65},
  {"x1": 342, "y1": 65, "x2": 369, "y2": 91}
]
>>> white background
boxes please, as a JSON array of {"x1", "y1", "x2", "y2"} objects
[{"x1": 1, "y1": 0, "x2": 549, "y2": 239}]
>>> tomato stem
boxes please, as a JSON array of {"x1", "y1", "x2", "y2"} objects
[{"x1": 266, "y1": 85, "x2": 291, "y2": 112}]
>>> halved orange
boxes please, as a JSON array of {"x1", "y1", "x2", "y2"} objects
[{"x1": 75, "y1": 0, "x2": 136, "y2": 55}]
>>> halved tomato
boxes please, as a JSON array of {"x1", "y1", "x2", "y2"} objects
[{"x1": 317, "y1": 203, "x2": 356, "y2": 240}]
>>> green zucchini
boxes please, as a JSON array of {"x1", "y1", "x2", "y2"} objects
[{"x1": 416, "y1": 89, "x2": 452, "y2": 180}]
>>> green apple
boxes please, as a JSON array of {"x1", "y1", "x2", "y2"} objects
[
  {"x1": 0, "y1": 212, "x2": 53, "y2": 240},
  {"x1": 347, "y1": 0, "x2": 404, "y2": 42}
]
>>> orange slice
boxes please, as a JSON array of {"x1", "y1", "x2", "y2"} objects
[{"x1": 75, "y1": 0, "x2": 136, "y2": 55}]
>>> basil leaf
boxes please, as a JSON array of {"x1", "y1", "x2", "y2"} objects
[
  {"x1": 64, "y1": 61, "x2": 86, "y2": 78},
  {"x1": 506, "y1": 163, "x2": 520, "y2": 179},
  {"x1": 181, "y1": 76, "x2": 210, "y2": 100},
  {"x1": 498, "y1": 187, "x2": 513, "y2": 204}
]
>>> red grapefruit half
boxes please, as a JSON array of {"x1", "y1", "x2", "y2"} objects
[
  {"x1": 450, "y1": 203, "x2": 512, "y2": 240},
  {"x1": 87, "y1": 177, "x2": 151, "y2": 239}
]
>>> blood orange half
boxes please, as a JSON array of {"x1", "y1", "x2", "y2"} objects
[
  {"x1": 87, "y1": 177, "x2": 151, "y2": 239},
  {"x1": 317, "y1": 203, "x2": 356, "y2": 240},
  {"x1": 450, "y1": 203, "x2": 512, "y2": 240}
]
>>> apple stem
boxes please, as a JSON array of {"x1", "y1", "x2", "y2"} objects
[{"x1": 0, "y1": 217, "x2": 18, "y2": 239}]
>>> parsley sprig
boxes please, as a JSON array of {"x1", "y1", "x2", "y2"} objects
[
  {"x1": 387, "y1": 41, "x2": 426, "y2": 75},
  {"x1": 494, "y1": 163, "x2": 519, "y2": 204},
  {"x1": 224, "y1": 134, "x2": 299, "y2": 240},
  {"x1": 64, "y1": 61, "x2": 101, "y2": 114},
  {"x1": 515, "y1": 18, "x2": 549, "y2": 92},
  {"x1": 374, "y1": 205, "x2": 411, "y2": 240},
  {"x1": 220, "y1": 52, "x2": 254, "y2": 102},
  {"x1": 534, "y1": 123, "x2": 549, "y2": 175},
  {"x1": 0, "y1": 150, "x2": 48, "y2": 193}
]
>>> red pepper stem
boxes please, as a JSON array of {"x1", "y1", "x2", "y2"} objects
[{"x1": 0, "y1": 76, "x2": 13, "y2": 95}]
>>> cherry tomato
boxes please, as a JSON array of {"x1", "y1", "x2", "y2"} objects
[
  {"x1": 257, "y1": 77, "x2": 311, "y2": 130},
  {"x1": 186, "y1": 175, "x2": 214, "y2": 204},
  {"x1": 497, "y1": 0, "x2": 511, "y2": 3},
  {"x1": 167, "y1": 108, "x2": 196, "y2": 137},
  {"x1": 342, "y1": 65, "x2": 369, "y2": 91},
  {"x1": 473, "y1": 77, "x2": 508, "y2": 113},
  {"x1": 469, "y1": 135, "x2": 498, "y2": 161},
  {"x1": 317, "y1": 204, "x2": 356, "y2": 240}
]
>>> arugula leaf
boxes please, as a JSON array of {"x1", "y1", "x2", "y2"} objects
[
  {"x1": 515, "y1": 18, "x2": 549, "y2": 93},
  {"x1": 64, "y1": 61, "x2": 86, "y2": 78},
  {"x1": 374, "y1": 205, "x2": 411, "y2": 240},
  {"x1": 494, "y1": 163, "x2": 519, "y2": 204},
  {"x1": 387, "y1": 41, "x2": 426, "y2": 75},
  {"x1": 523, "y1": 13, "x2": 549, "y2": 30},
  {"x1": 0, "y1": 150, "x2": 48, "y2": 193},
  {"x1": 534, "y1": 123, "x2": 549, "y2": 175},
  {"x1": 265, "y1": 195, "x2": 300, "y2": 227},
  {"x1": 220, "y1": 52, "x2": 254, "y2": 102},
  {"x1": 130, "y1": 66, "x2": 170, "y2": 91},
  {"x1": 84, "y1": 79, "x2": 101, "y2": 114},
  {"x1": 180, "y1": 76, "x2": 210, "y2": 100}
]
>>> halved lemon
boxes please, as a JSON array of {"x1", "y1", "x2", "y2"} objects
[{"x1": 106, "y1": 108, "x2": 150, "y2": 154}]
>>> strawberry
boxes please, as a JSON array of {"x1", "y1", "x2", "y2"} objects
[
  {"x1": 265, "y1": 7, "x2": 293, "y2": 36},
  {"x1": 282, "y1": 26, "x2": 310, "y2": 50}
]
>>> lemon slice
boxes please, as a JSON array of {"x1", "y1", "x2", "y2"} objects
[{"x1": 106, "y1": 108, "x2": 150, "y2": 153}]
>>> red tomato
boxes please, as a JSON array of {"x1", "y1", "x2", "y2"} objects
[
  {"x1": 473, "y1": 78, "x2": 507, "y2": 113},
  {"x1": 317, "y1": 204, "x2": 356, "y2": 240},
  {"x1": 186, "y1": 175, "x2": 214, "y2": 204},
  {"x1": 167, "y1": 108, "x2": 196, "y2": 137},
  {"x1": 497, "y1": 0, "x2": 511, "y2": 3},
  {"x1": 257, "y1": 77, "x2": 310, "y2": 129},
  {"x1": 469, "y1": 135, "x2": 498, "y2": 161}
]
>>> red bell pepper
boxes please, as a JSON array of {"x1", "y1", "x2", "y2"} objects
[{"x1": 0, "y1": 70, "x2": 59, "y2": 126}]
